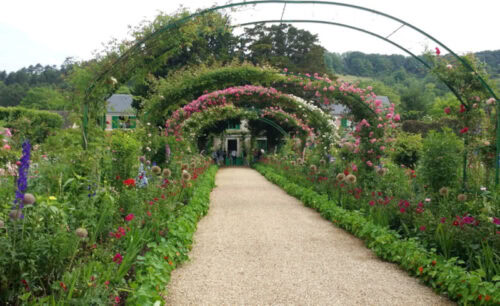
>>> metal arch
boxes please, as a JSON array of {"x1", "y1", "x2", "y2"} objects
[
  {"x1": 83, "y1": 0, "x2": 499, "y2": 184},
  {"x1": 235, "y1": 19, "x2": 466, "y2": 105},
  {"x1": 257, "y1": 117, "x2": 289, "y2": 137},
  {"x1": 86, "y1": 0, "x2": 498, "y2": 101}
]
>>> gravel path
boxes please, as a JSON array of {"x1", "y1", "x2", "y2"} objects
[{"x1": 165, "y1": 167, "x2": 453, "y2": 305}]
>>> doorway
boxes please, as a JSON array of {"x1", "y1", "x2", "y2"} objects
[{"x1": 227, "y1": 139, "x2": 238, "y2": 165}]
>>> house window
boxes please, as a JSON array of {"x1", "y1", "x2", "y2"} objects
[
  {"x1": 112, "y1": 116, "x2": 136, "y2": 129},
  {"x1": 227, "y1": 122, "x2": 240, "y2": 130}
]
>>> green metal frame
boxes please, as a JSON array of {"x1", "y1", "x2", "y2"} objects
[{"x1": 83, "y1": 0, "x2": 499, "y2": 185}]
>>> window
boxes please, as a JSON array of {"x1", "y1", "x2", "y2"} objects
[
  {"x1": 227, "y1": 122, "x2": 240, "y2": 130},
  {"x1": 112, "y1": 116, "x2": 136, "y2": 129}
]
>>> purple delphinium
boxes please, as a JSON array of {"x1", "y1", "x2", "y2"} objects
[{"x1": 13, "y1": 140, "x2": 31, "y2": 212}]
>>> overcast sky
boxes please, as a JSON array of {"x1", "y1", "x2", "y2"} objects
[{"x1": 1, "y1": 0, "x2": 499, "y2": 72}]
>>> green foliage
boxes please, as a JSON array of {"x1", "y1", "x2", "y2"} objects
[
  {"x1": 0, "y1": 106, "x2": 63, "y2": 144},
  {"x1": 108, "y1": 131, "x2": 141, "y2": 185},
  {"x1": 401, "y1": 118, "x2": 461, "y2": 136},
  {"x1": 391, "y1": 132, "x2": 423, "y2": 169},
  {"x1": 19, "y1": 86, "x2": 69, "y2": 110},
  {"x1": 420, "y1": 128, "x2": 464, "y2": 192},
  {"x1": 429, "y1": 93, "x2": 461, "y2": 119},
  {"x1": 238, "y1": 24, "x2": 327, "y2": 73}
]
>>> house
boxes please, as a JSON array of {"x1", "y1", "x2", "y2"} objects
[
  {"x1": 211, "y1": 119, "x2": 267, "y2": 165},
  {"x1": 105, "y1": 94, "x2": 137, "y2": 131},
  {"x1": 327, "y1": 96, "x2": 391, "y2": 128}
]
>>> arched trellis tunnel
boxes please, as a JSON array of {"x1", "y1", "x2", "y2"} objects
[{"x1": 83, "y1": 0, "x2": 500, "y2": 184}]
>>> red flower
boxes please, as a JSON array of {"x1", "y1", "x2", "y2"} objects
[
  {"x1": 435, "y1": 47, "x2": 441, "y2": 55},
  {"x1": 431, "y1": 260, "x2": 437, "y2": 266},
  {"x1": 419, "y1": 225, "x2": 426, "y2": 231},
  {"x1": 60, "y1": 282, "x2": 67, "y2": 291},
  {"x1": 123, "y1": 178, "x2": 136, "y2": 187},
  {"x1": 460, "y1": 127, "x2": 469, "y2": 134},
  {"x1": 113, "y1": 253, "x2": 123, "y2": 264},
  {"x1": 115, "y1": 296, "x2": 120, "y2": 304},
  {"x1": 418, "y1": 266, "x2": 424, "y2": 274},
  {"x1": 125, "y1": 214, "x2": 134, "y2": 222},
  {"x1": 459, "y1": 104, "x2": 466, "y2": 113},
  {"x1": 444, "y1": 107, "x2": 451, "y2": 114}
]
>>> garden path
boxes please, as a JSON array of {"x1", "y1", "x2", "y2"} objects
[{"x1": 165, "y1": 167, "x2": 453, "y2": 305}]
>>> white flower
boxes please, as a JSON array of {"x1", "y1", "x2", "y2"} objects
[
  {"x1": 486, "y1": 98, "x2": 496, "y2": 105},
  {"x1": 480, "y1": 186, "x2": 487, "y2": 191},
  {"x1": 110, "y1": 77, "x2": 118, "y2": 85},
  {"x1": 446, "y1": 64, "x2": 453, "y2": 69}
]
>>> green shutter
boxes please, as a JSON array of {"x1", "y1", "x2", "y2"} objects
[
  {"x1": 129, "y1": 116, "x2": 136, "y2": 129},
  {"x1": 112, "y1": 116, "x2": 120, "y2": 129},
  {"x1": 341, "y1": 118, "x2": 347, "y2": 128}
]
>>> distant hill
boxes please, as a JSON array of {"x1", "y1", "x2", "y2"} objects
[{"x1": 325, "y1": 50, "x2": 500, "y2": 82}]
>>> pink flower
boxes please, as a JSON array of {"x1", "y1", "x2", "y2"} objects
[
  {"x1": 444, "y1": 107, "x2": 451, "y2": 114},
  {"x1": 366, "y1": 161, "x2": 373, "y2": 167},
  {"x1": 113, "y1": 253, "x2": 123, "y2": 264},
  {"x1": 419, "y1": 225, "x2": 426, "y2": 231},
  {"x1": 446, "y1": 64, "x2": 453, "y2": 69},
  {"x1": 125, "y1": 214, "x2": 134, "y2": 222},
  {"x1": 425, "y1": 198, "x2": 431, "y2": 202},
  {"x1": 379, "y1": 146, "x2": 385, "y2": 151},
  {"x1": 283, "y1": 68, "x2": 288, "y2": 73},
  {"x1": 369, "y1": 200, "x2": 375, "y2": 206},
  {"x1": 435, "y1": 47, "x2": 441, "y2": 55},
  {"x1": 486, "y1": 97, "x2": 495, "y2": 105},
  {"x1": 493, "y1": 217, "x2": 500, "y2": 225},
  {"x1": 393, "y1": 114, "x2": 401, "y2": 121},
  {"x1": 351, "y1": 163, "x2": 358, "y2": 172},
  {"x1": 460, "y1": 127, "x2": 469, "y2": 134},
  {"x1": 459, "y1": 104, "x2": 466, "y2": 113},
  {"x1": 2, "y1": 144, "x2": 10, "y2": 150},
  {"x1": 400, "y1": 207, "x2": 406, "y2": 213},
  {"x1": 440, "y1": 217, "x2": 446, "y2": 223}
]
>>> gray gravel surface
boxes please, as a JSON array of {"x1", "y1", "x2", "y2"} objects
[{"x1": 165, "y1": 167, "x2": 453, "y2": 305}]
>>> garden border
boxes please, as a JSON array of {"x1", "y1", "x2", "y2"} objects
[{"x1": 128, "y1": 165, "x2": 218, "y2": 304}]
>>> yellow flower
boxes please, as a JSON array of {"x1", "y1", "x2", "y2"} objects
[{"x1": 49, "y1": 196, "x2": 57, "y2": 201}]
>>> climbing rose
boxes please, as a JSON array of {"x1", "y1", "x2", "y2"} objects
[
  {"x1": 419, "y1": 226, "x2": 426, "y2": 231},
  {"x1": 435, "y1": 47, "x2": 441, "y2": 55},
  {"x1": 125, "y1": 214, "x2": 134, "y2": 222},
  {"x1": 446, "y1": 64, "x2": 453, "y2": 69},
  {"x1": 459, "y1": 104, "x2": 466, "y2": 113},
  {"x1": 459, "y1": 127, "x2": 469, "y2": 134},
  {"x1": 444, "y1": 107, "x2": 451, "y2": 114}
]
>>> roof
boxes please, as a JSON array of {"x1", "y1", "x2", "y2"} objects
[
  {"x1": 106, "y1": 94, "x2": 134, "y2": 114},
  {"x1": 327, "y1": 96, "x2": 391, "y2": 116}
]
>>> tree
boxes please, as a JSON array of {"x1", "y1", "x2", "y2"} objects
[
  {"x1": 0, "y1": 83, "x2": 28, "y2": 107},
  {"x1": 19, "y1": 86, "x2": 69, "y2": 110},
  {"x1": 238, "y1": 23, "x2": 327, "y2": 73}
]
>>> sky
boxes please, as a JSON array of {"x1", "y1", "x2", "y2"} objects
[{"x1": 1, "y1": 0, "x2": 499, "y2": 72}]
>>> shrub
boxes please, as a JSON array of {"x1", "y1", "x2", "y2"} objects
[
  {"x1": 391, "y1": 132, "x2": 423, "y2": 169},
  {"x1": 109, "y1": 131, "x2": 141, "y2": 186},
  {"x1": 0, "y1": 107, "x2": 63, "y2": 144},
  {"x1": 420, "y1": 128, "x2": 463, "y2": 192}
]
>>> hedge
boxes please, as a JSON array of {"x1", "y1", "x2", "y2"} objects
[{"x1": 0, "y1": 106, "x2": 64, "y2": 143}]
